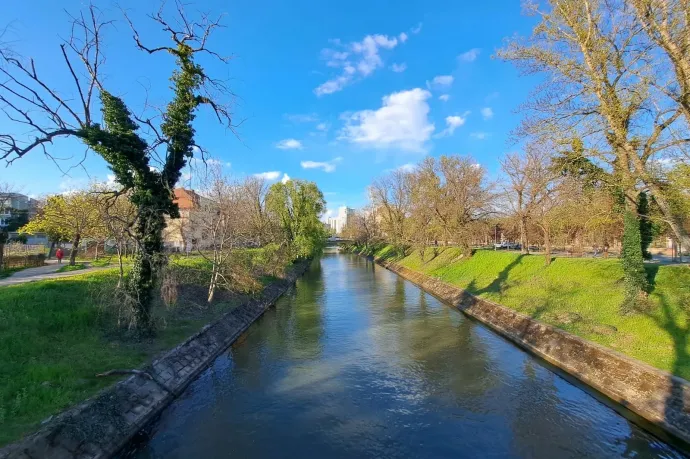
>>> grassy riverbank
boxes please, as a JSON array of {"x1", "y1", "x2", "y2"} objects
[
  {"x1": 0, "y1": 251, "x2": 297, "y2": 446},
  {"x1": 350, "y1": 244, "x2": 690, "y2": 380}
]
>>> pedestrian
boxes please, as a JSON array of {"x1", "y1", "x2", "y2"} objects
[{"x1": 56, "y1": 247, "x2": 64, "y2": 264}]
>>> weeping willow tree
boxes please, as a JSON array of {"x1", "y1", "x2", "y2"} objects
[{"x1": 0, "y1": 3, "x2": 233, "y2": 329}]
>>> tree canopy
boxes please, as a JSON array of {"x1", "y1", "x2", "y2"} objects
[{"x1": 266, "y1": 179, "x2": 327, "y2": 260}]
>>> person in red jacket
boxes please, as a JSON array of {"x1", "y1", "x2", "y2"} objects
[{"x1": 55, "y1": 247, "x2": 64, "y2": 264}]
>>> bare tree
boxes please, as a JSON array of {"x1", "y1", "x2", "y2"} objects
[
  {"x1": 408, "y1": 157, "x2": 441, "y2": 252},
  {"x1": 630, "y1": 0, "x2": 690, "y2": 127},
  {"x1": 239, "y1": 176, "x2": 272, "y2": 246},
  {"x1": 369, "y1": 169, "x2": 413, "y2": 250},
  {"x1": 92, "y1": 184, "x2": 138, "y2": 287},
  {"x1": 501, "y1": 153, "x2": 531, "y2": 254},
  {"x1": 436, "y1": 156, "x2": 494, "y2": 253},
  {"x1": 502, "y1": 145, "x2": 560, "y2": 265},
  {"x1": 192, "y1": 167, "x2": 256, "y2": 303},
  {"x1": 498, "y1": 0, "x2": 690, "y2": 248},
  {"x1": 0, "y1": 3, "x2": 235, "y2": 329},
  {"x1": 342, "y1": 205, "x2": 381, "y2": 250}
]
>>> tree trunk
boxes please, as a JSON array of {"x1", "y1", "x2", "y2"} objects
[
  {"x1": 628, "y1": 152, "x2": 690, "y2": 250},
  {"x1": 48, "y1": 241, "x2": 55, "y2": 259},
  {"x1": 543, "y1": 225, "x2": 552, "y2": 266},
  {"x1": 127, "y1": 208, "x2": 166, "y2": 331},
  {"x1": 95, "y1": 241, "x2": 99, "y2": 261},
  {"x1": 117, "y1": 242, "x2": 124, "y2": 289},
  {"x1": 647, "y1": 180, "x2": 690, "y2": 251},
  {"x1": 621, "y1": 207, "x2": 649, "y2": 313},
  {"x1": 0, "y1": 242, "x2": 4, "y2": 271},
  {"x1": 208, "y1": 268, "x2": 217, "y2": 303},
  {"x1": 518, "y1": 191, "x2": 529, "y2": 254},
  {"x1": 69, "y1": 234, "x2": 81, "y2": 266},
  {"x1": 520, "y1": 213, "x2": 529, "y2": 254}
]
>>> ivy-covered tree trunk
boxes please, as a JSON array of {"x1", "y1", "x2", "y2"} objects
[
  {"x1": 621, "y1": 209, "x2": 649, "y2": 313},
  {"x1": 126, "y1": 206, "x2": 167, "y2": 329},
  {"x1": 638, "y1": 192, "x2": 654, "y2": 260}
]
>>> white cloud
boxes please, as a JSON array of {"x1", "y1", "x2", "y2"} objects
[
  {"x1": 426, "y1": 75, "x2": 454, "y2": 90},
  {"x1": 301, "y1": 157, "x2": 343, "y2": 173},
  {"x1": 286, "y1": 113, "x2": 319, "y2": 123},
  {"x1": 315, "y1": 32, "x2": 408, "y2": 96},
  {"x1": 470, "y1": 132, "x2": 490, "y2": 140},
  {"x1": 339, "y1": 88, "x2": 434, "y2": 153},
  {"x1": 458, "y1": 48, "x2": 481, "y2": 62},
  {"x1": 314, "y1": 75, "x2": 351, "y2": 96},
  {"x1": 438, "y1": 94, "x2": 450, "y2": 102},
  {"x1": 254, "y1": 171, "x2": 281, "y2": 180},
  {"x1": 276, "y1": 138, "x2": 303, "y2": 150},
  {"x1": 316, "y1": 122, "x2": 329, "y2": 132},
  {"x1": 106, "y1": 174, "x2": 117, "y2": 187},
  {"x1": 481, "y1": 107, "x2": 494, "y2": 120},
  {"x1": 321, "y1": 208, "x2": 337, "y2": 222},
  {"x1": 59, "y1": 177, "x2": 88, "y2": 193},
  {"x1": 281, "y1": 173, "x2": 291, "y2": 184},
  {"x1": 390, "y1": 63, "x2": 407, "y2": 73},
  {"x1": 436, "y1": 113, "x2": 469, "y2": 138},
  {"x1": 398, "y1": 163, "x2": 417, "y2": 172},
  {"x1": 411, "y1": 23, "x2": 423, "y2": 34}
]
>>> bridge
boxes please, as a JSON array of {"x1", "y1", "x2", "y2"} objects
[{"x1": 325, "y1": 236, "x2": 352, "y2": 247}]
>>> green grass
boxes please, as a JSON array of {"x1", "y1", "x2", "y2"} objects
[
  {"x1": 0, "y1": 250, "x2": 292, "y2": 446},
  {"x1": 56, "y1": 263, "x2": 87, "y2": 273},
  {"x1": 359, "y1": 244, "x2": 690, "y2": 380},
  {"x1": 74, "y1": 257, "x2": 125, "y2": 268}
]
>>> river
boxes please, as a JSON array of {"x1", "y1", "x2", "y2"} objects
[{"x1": 127, "y1": 253, "x2": 683, "y2": 458}]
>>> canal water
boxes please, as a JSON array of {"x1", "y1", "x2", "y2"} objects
[{"x1": 128, "y1": 253, "x2": 683, "y2": 458}]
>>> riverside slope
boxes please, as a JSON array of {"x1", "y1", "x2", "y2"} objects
[
  {"x1": 374, "y1": 256, "x2": 690, "y2": 448},
  {"x1": 0, "y1": 260, "x2": 311, "y2": 459}
]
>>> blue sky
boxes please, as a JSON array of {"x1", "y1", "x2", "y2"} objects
[{"x1": 1, "y1": 0, "x2": 537, "y2": 217}]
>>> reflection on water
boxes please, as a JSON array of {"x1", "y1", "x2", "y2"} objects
[{"x1": 128, "y1": 254, "x2": 683, "y2": 459}]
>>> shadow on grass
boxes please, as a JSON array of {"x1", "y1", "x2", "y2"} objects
[
  {"x1": 646, "y1": 265, "x2": 660, "y2": 292},
  {"x1": 645, "y1": 291, "x2": 690, "y2": 433},
  {"x1": 467, "y1": 254, "x2": 526, "y2": 296}
]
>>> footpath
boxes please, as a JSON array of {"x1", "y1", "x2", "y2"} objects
[{"x1": 0, "y1": 260, "x2": 108, "y2": 287}]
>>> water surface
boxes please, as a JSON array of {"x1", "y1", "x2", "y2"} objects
[{"x1": 129, "y1": 253, "x2": 683, "y2": 458}]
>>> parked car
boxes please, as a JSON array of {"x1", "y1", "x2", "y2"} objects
[{"x1": 493, "y1": 242, "x2": 521, "y2": 250}]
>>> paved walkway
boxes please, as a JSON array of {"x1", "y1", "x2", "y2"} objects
[{"x1": 0, "y1": 260, "x2": 110, "y2": 287}]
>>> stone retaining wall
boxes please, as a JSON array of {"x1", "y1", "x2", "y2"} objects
[
  {"x1": 376, "y1": 258, "x2": 690, "y2": 446},
  {"x1": 0, "y1": 261, "x2": 311, "y2": 459}
]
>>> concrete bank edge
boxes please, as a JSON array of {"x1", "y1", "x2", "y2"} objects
[
  {"x1": 0, "y1": 260, "x2": 312, "y2": 459},
  {"x1": 374, "y1": 256, "x2": 690, "y2": 447}
]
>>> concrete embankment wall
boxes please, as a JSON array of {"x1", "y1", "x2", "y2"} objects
[
  {"x1": 0, "y1": 260, "x2": 311, "y2": 459},
  {"x1": 375, "y1": 257, "x2": 690, "y2": 447}
]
